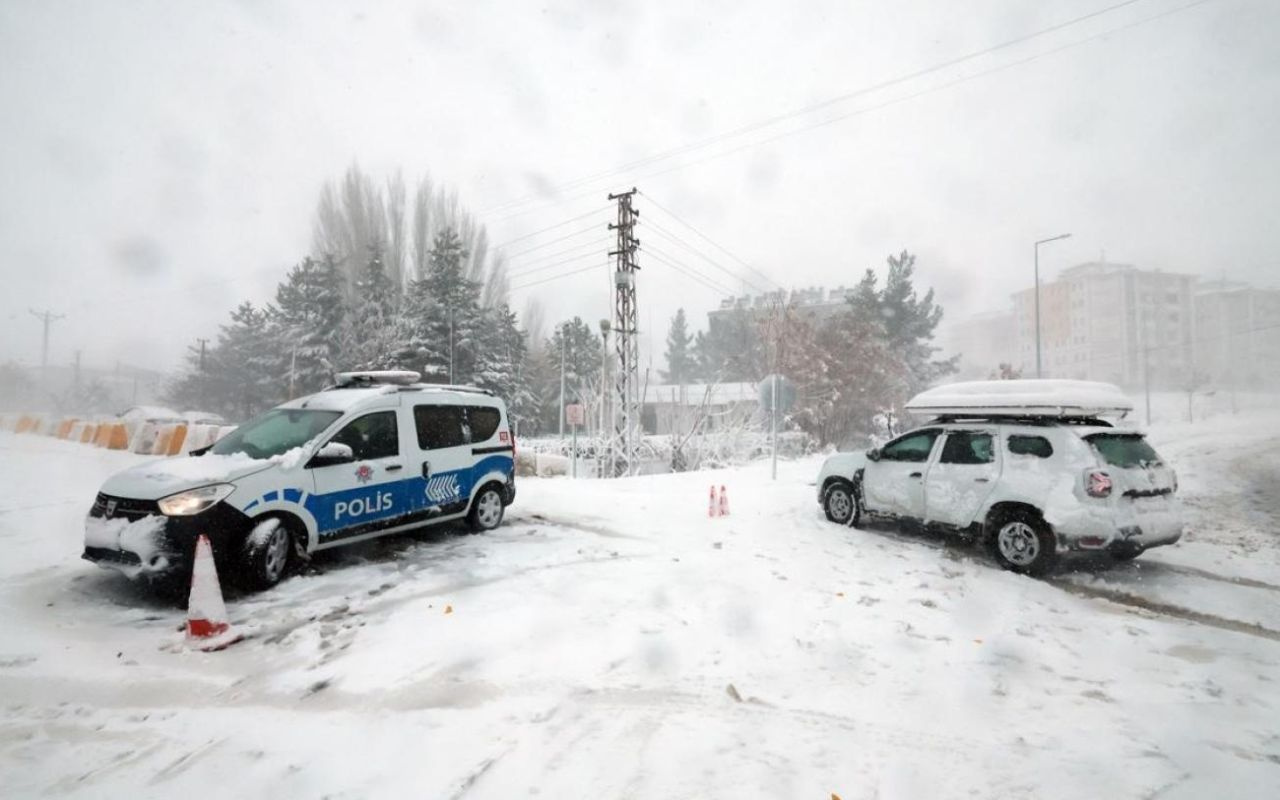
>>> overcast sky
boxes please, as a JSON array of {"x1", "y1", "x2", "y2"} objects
[{"x1": 1, "y1": 0, "x2": 1276, "y2": 374}]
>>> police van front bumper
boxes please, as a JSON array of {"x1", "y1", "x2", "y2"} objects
[{"x1": 83, "y1": 493, "x2": 253, "y2": 582}]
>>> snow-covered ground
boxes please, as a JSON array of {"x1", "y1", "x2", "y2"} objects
[{"x1": 2, "y1": 409, "x2": 1279, "y2": 798}]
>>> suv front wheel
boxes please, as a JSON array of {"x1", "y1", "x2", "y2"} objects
[
  {"x1": 987, "y1": 509, "x2": 1057, "y2": 576},
  {"x1": 823, "y1": 481, "x2": 860, "y2": 527}
]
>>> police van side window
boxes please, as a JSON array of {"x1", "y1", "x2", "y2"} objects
[
  {"x1": 330, "y1": 411, "x2": 399, "y2": 461},
  {"x1": 414, "y1": 405, "x2": 468, "y2": 450},
  {"x1": 468, "y1": 406, "x2": 501, "y2": 442}
]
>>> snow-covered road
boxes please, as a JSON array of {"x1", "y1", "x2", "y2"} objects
[{"x1": 1, "y1": 413, "x2": 1279, "y2": 798}]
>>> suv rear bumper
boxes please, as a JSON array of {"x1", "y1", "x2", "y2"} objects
[{"x1": 1054, "y1": 500, "x2": 1184, "y2": 554}]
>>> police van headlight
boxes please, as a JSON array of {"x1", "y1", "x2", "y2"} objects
[{"x1": 158, "y1": 484, "x2": 235, "y2": 516}]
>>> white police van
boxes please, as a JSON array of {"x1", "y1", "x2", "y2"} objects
[{"x1": 84, "y1": 371, "x2": 516, "y2": 590}]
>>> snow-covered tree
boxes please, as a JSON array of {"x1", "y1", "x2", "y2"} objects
[
  {"x1": 396, "y1": 228, "x2": 483, "y2": 383},
  {"x1": 343, "y1": 244, "x2": 400, "y2": 370},
  {"x1": 272, "y1": 255, "x2": 347, "y2": 397},
  {"x1": 849, "y1": 251, "x2": 957, "y2": 393},
  {"x1": 663, "y1": 308, "x2": 694, "y2": 384},
  {"x1": 165, "y1": 302, "x2": 279, "y2": 420}
]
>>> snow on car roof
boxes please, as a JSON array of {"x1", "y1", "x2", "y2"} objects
[{"x1": 905, "y1": 379, "x2": 1134, "y2": 418}]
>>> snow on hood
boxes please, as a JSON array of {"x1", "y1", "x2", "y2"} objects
[{"x1": 100, "y1": 452, "x2": 284, "y2": 500}]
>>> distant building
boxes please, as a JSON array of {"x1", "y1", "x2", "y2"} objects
[
  {"x1": 640, "y1": 382, "x2": 759, "y2": 435},
  {"x1": 1193, "y1": 281, "x2": 1280, "y2": 389},
  {"x1": 1011, "y1": 262, "x2": 1194, "y2": 387}
]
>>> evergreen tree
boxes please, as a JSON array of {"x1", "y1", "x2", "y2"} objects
[
  {"x1": 344, "y1": 244, "x2": 400, "y2": 370},
  {"x1": 845, "y1": 251, "x2": 956, "y2": 393},
  {"x1": 693, "y1": 309, "x2": 766, "y2": 382},
  {"x1": 536, "y1": 317, "x2": 602, "y2": 431},
  {"x1": 396, "y1": 227, "x2": 483, "y2": 382},
  {"x1": 165, "y1": 302, "x2": 279, "y2": 420},
  {"x1": 663, "y1": 308, "x2": 694, "y2": 384},
  {"x1": 272, "y1": 255, "x2": 348, "y2": 396}
]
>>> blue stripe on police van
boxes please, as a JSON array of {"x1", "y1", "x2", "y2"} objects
[
  {"x1": 264, "y1": 490, "x2": 279, "y2": 502},
  {"x1": 283, "y1": 488, "x2": 303, "y2": 503},
  {"x1": 243, "y1": 499, "x2": 259, "y2": 512},
  {"x1": 303, "y1": 453, "x2": 513, "y2": 537}
]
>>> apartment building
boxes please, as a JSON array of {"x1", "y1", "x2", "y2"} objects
[
  {"x1": 1009, "y1": 262, "x2": 1194, "y2": 387},
  {"x1": 1193, "y1": 281, "x2": 1280, "y2": 389}
]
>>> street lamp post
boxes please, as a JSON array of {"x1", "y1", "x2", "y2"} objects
[{"x1": 1034, "y1": 233, "x2": 1072, "y2": 378}]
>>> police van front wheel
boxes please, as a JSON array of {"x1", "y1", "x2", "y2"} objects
[
  {"x1": 468, "y1": 485, "x2": 505, "y2": 533},
  {"x1": 241, "y1": 516, "x2": 295, "y2": 589}
]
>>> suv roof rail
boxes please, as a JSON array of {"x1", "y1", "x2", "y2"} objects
[{"x1": 929, "y1": 414, "x2": 1113, "y2": 427}]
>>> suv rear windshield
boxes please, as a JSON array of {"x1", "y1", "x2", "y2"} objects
[
  {"x1": 1085, "y1": 433, "x2": 1163, "y2": 468},
  {"x1": 210, "y1": 409, "x2": 342, "y2": 459}
]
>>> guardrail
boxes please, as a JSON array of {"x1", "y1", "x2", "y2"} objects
[{"x1": 0, "y1": 412, "x2": 236, "y2": 456}]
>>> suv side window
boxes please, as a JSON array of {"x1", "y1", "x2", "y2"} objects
[
  {"x1": 940, "y1": 431, "x2": 994, "y2": 464},
  {"x1": 467, "y1": 406, "x2": 501, "y2": 442},
  {"x1": 880, "y1": 429, "x2": 940, "y2": 462},
  {"x1": 414, "y1": 405, "x2": 469, "y2": 450},
  {"x1": 330, "y1": 411, "x2": 399, "y2": 461},
  {"x1": 1008, "y1": 434, "x2": 1053, "y2": 458}
]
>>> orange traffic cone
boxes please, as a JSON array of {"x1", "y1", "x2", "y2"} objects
[
  {"x1": 709, "y1": 485, "x2": 719, "y2": 518},
  {"x1": 718, "y1": 485, "x2": 730, "y2": 517},
  {"x1": 186, "y1": 535, "x2": 240, "y2": 650}
]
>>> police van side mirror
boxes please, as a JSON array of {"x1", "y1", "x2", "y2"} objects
[
  {"x1": 866, "y1": 448, "x2": 881, "y2": 462},
  {"x1": 307, "y1": 442, "x2": 355, "y2": 468}
]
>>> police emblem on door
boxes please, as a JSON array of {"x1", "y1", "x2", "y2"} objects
[
  {"x1": 355, "y1": 464, "x2": 374, "y2": 484},
  {"x1": 425, "y1": 474, "x2": 460, "y2": 504}
]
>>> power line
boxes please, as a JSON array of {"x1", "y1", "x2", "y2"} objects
[
  {"x1": 501, "y1": 222, "x2": 605, "y2": 259},
  {"x1": 508, "y1": 261, "x2": 607, "y2": 292},
  {"x1": 642, "y1": 192, "x2": 783, "y2": 290},
  {"x1": 507, "y1": 248, "x2": 611, "y2": 280},
  {"x1": 490, "y1": 205, "x2": 611, "y2": 249},
  {"x1": 642, "y1": 245, "x2": 735, "y2": 295},
  {"x1": 479, "y1": 0, "x2": 1189, "y2": 218},
  {"x1": 504, "y1": 236, "x2": 613, "y2": 271},
  {"x1": 642, "y1": 218, "x2": 770, "y2": 294}
]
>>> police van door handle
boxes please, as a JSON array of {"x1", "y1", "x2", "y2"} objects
[
  {"x1": 385, "y1": 464, "x2": 403, "y2": 472},
  {"x1": 422, "y1": 461, "x2": 431, "y2": 478},
  {"x1": 909, "y1": 471, "x2": 923, "y2": 479}
]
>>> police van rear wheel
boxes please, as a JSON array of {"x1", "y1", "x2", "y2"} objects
[
  {"x1": 468, "y1": 486, "x2": 505, "y2": 533},
  {"x1": 242, "y1": 516, "x2": 294, "y2": 589}
]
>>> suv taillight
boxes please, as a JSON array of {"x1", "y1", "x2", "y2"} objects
[{"x1": 1086, "y1": 470, "x2": 1112, "y2": 498}]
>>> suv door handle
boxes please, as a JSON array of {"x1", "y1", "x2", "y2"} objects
[
  {"x1": 385, "y1": 464, "x2": 403, "y2": 472},
  {"x1": 974, "y1": 477, "x2": 990, "y2": 483},
  {"x1": 909, "y1": 472, "x2": 922, "y2": 479}
]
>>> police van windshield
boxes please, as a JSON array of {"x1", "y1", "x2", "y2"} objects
[{"x1": 210, "y1": 409, "x2": 342, "y2": 460}]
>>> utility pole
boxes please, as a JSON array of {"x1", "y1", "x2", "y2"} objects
[
  {"x1": 28, "y1": 308, "x2": 65, "y2": 392},
  {"x1": 558, "y1": 330, "x2": 567, "y2": 438},
  {"x1": 448, "y1": 309, "x2": 455, "y2": 384},
  {"x1": 1143, "y1": 342, "x2": 1152, "y2": 426},
  {"x1": 73, "y1": 350, "x2": 82, "y2": 395},
  {"x1": 1033, "y1": 233, "x2": 1071, "y2": 378},
  {"x1": 607, "y1": 188, "x2": 640, "y2": 476},
  {"x1": 599, "y1": 319, "x2": 611, "y2": 443},
  {"x1": 196, "y1": 338, "x2": 210, "y2": 372}
]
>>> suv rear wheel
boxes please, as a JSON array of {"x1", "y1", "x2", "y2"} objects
[{"x1": 987, "y1": 509, "x2": 1057, "y2": 576}]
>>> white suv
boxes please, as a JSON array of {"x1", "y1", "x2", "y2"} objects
[
  {"x1": 84, "y1": 371, "x2": 516, "y2": 590},
  {"x1": 816, "y1": 381, "x2": 1182, "y2": 575}
]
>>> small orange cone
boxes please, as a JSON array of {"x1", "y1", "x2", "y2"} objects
[
  {"x1": 186, "y1": 535, "x2": 239, "y2": 650},
  {"x1": 708, "y1": 485, "x2": 719, "y2": 518},
  {"x1": 718, "y1": 485, "x2": 730, "y2": 517}
]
